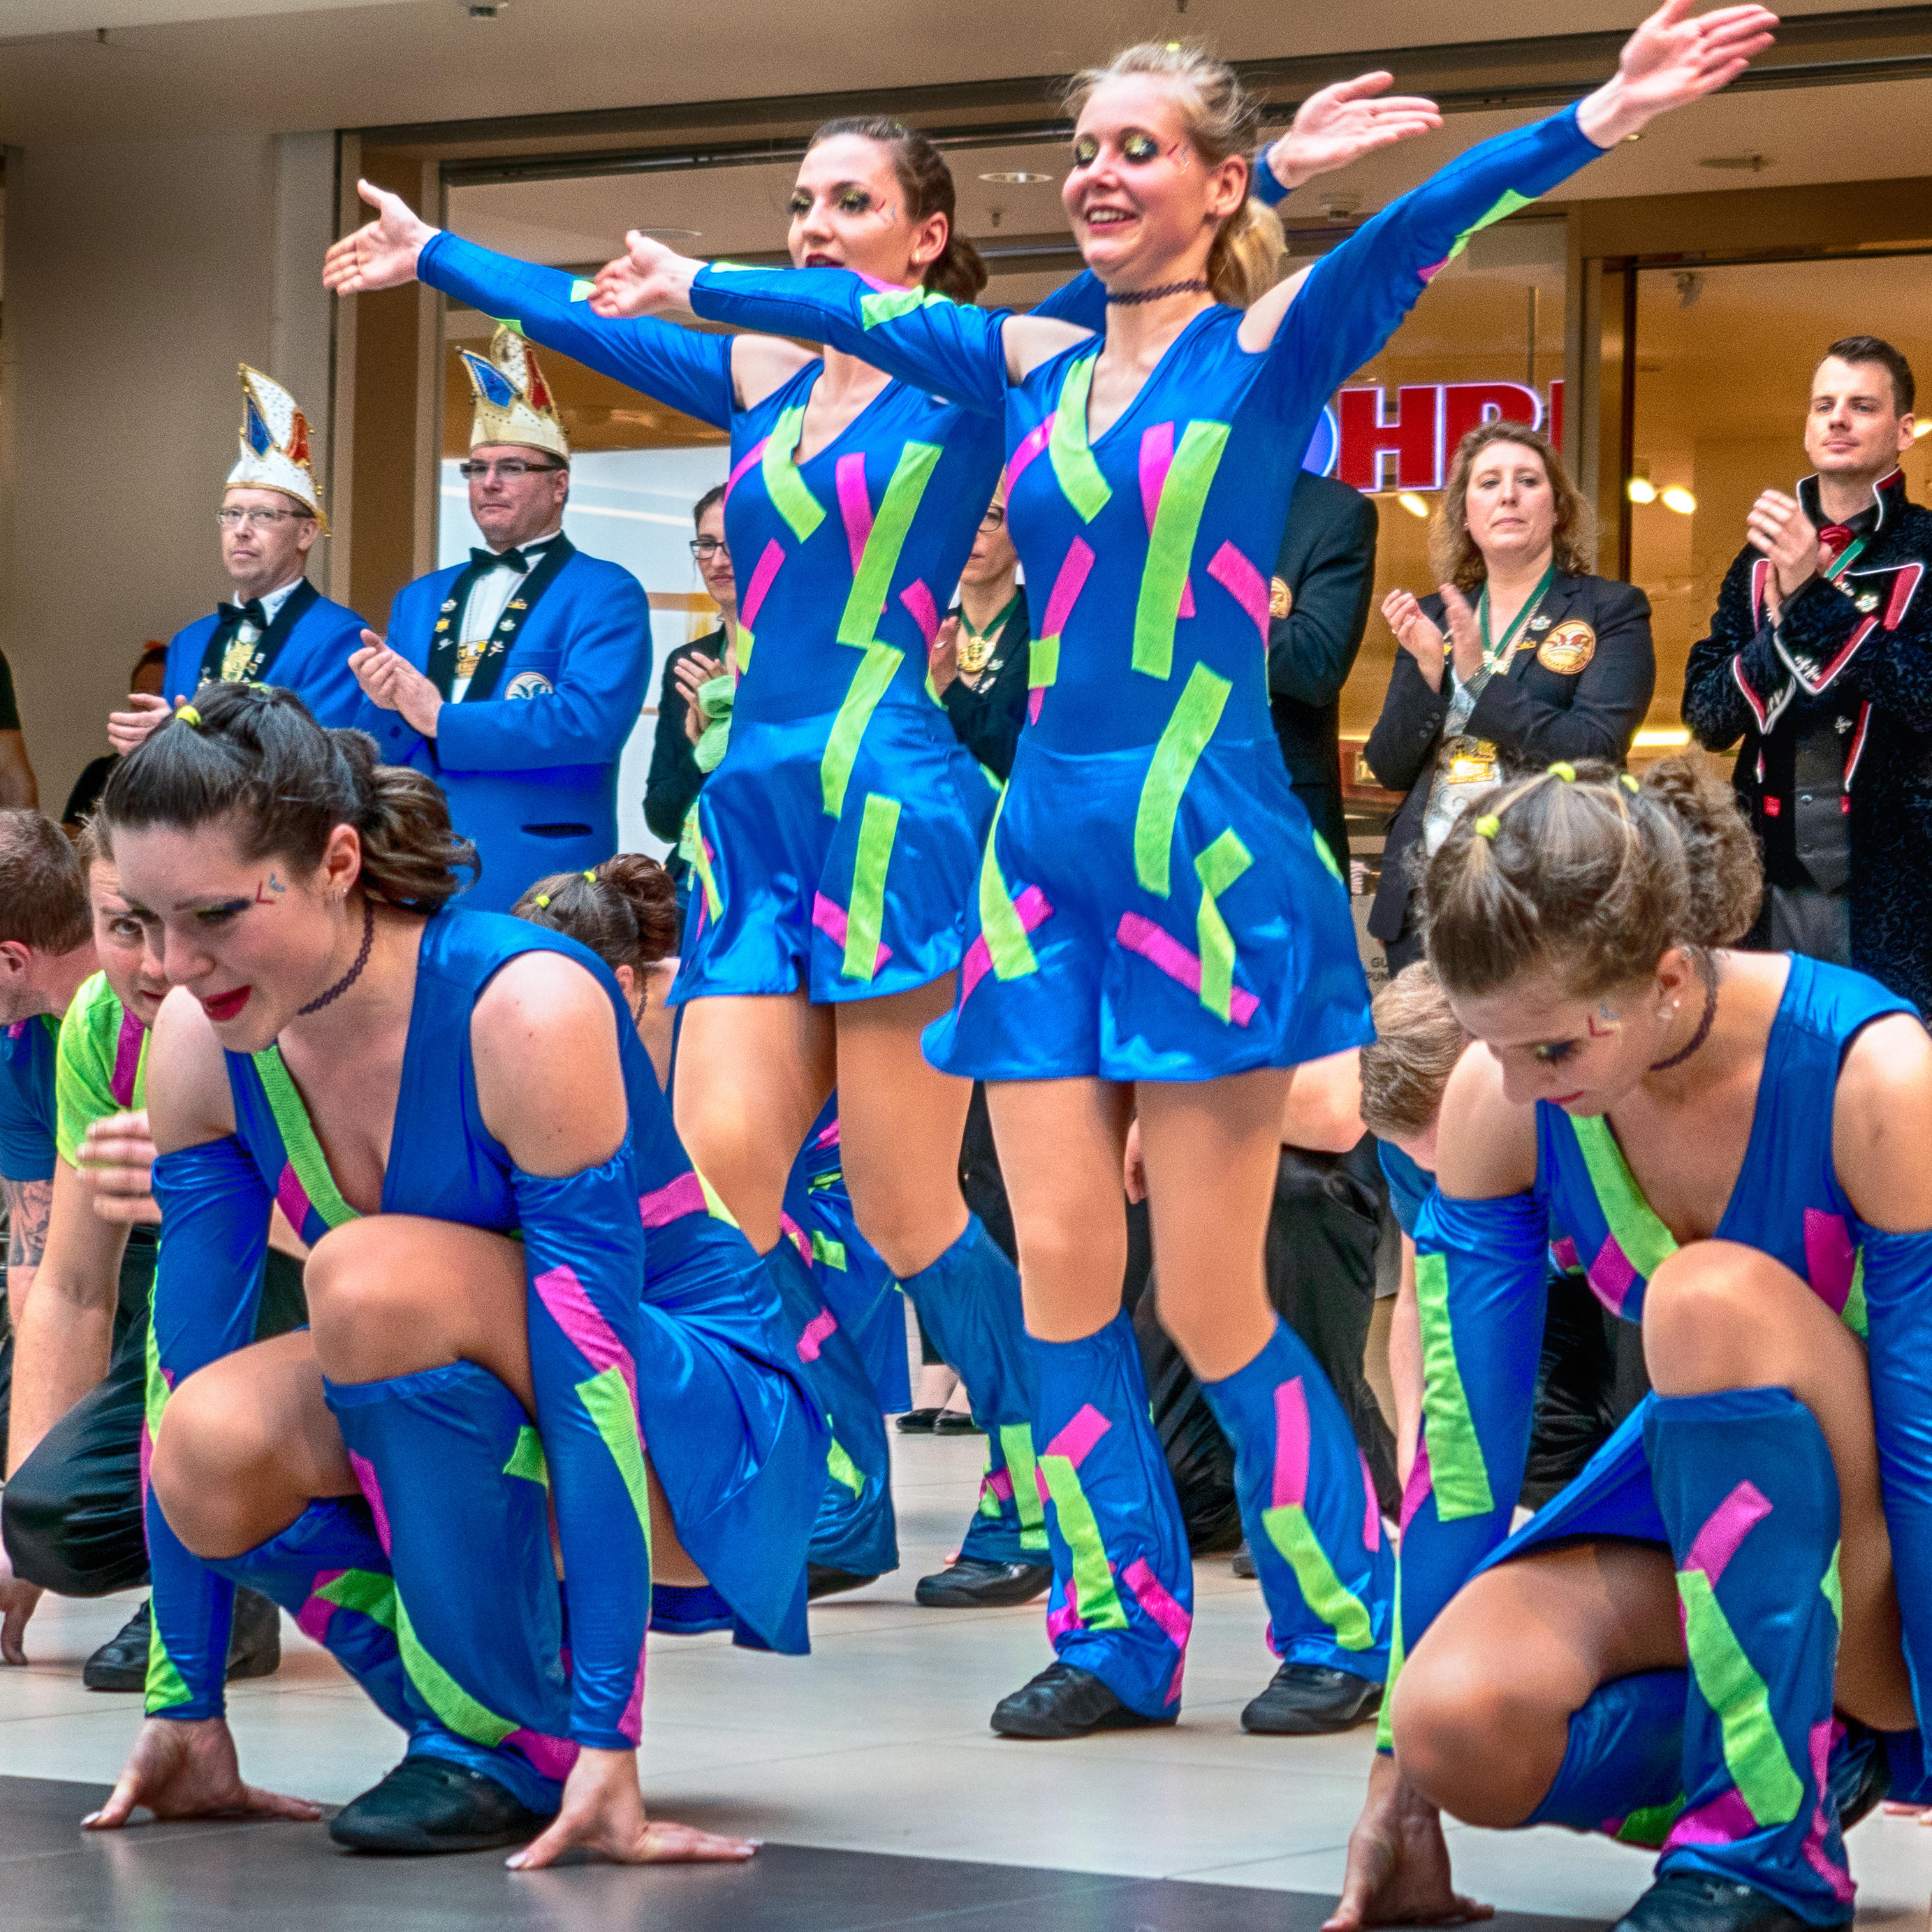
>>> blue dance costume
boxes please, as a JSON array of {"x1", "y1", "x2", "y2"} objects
[
  {"x1": 415, "y1": 232, "x2": 1046, "y2": 1574},
  {"x1": 142, "y1": 911, "x2": 824, "y2": 1812},
  {"x1": 0, "y1": 1013, "x2": 59, "y2": 1185},
  {"x1": 1403, "y1": 955, "x2": 1932, "y2": 1922},
  {"x1": 682, "y1": 106, "x2": 1616, "y2": 1718}
]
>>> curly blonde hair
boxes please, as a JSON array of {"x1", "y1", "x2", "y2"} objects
[
  {"x1": 1428, "y1": 420, "x2": 1597, "y2": 593},
  {"x1": 1064, "y1": 42, "x2": 1286, "y2": 309}
]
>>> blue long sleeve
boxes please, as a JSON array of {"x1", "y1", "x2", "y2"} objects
[
  {"x1": 514, "y1": 1143, "x2": 652, "y2": 1749},
  {"x1": 420, "y1": 231, "x2": 736, "y2": 430},
  {"x1": 144, "y1": 1139, "x2": 273, "y2": 1720}
]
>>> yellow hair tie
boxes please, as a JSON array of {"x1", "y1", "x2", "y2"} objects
[
  {"x1": 583, "y1": 869, "x2": 598, "y2": 882},
  {"x1": 533, "y1": 893, "x2": 550, "y2": 908},
  {"x1": 1620, "y1": 772, "x2": 1641, "y2": 795},
  {"x1": 1474, "y1": 814, "x2": 1501, "y2": 840},
  {"x1": 1547, "y1": 761, "x2": 1576, "y2": 782},
  {"x1": 175, "y1": 704, "x2": 202, "y2": 728}
]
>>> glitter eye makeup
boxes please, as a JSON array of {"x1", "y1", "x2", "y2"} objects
[
  {"x1": 1532, "y1": 1040, "x2": 1580, "y2": 1065},
  {"x1": 787, "y1": 191, "x2": 812, "y2": 215},
  {"x1": 1121, "y1": 131, "x2": 1160, "y2": 163},
  {"x1": 1071, "y1": 134, "x2": 1100, "y2": 167},
  {"x1": 837, "y1": 189, "x2": 874, "y2": 214}
]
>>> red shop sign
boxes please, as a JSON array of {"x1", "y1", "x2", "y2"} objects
[{"x1": 1331, "y1": 381, "x2": 1565, "y2": 492}]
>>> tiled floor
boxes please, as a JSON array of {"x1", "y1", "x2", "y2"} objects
[{"x1": 6, "y1": 1430, "x2": 1931, "y2": 1927}]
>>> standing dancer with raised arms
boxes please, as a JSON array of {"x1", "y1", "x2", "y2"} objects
[
  {"x1": 323, "y1": 81, "x2": 1444, "y2": 1617},
  {"x1": 576, "y1": 1, "x2": 1777, "y2": 1739}
]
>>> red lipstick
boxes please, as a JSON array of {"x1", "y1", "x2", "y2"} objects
[{"x1": 200, "y1": 986, "x2": 251, "y2": 1023}]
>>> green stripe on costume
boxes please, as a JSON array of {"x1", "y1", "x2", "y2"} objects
[
  {"x1": 762, "y1": 407, "x2": 827, "y2": 543},
  {"x1": 1616, "y1": 1798, "x2": 1685, "y2": 1848},
  {"x1": 1375, "y1": 1586, "x2": 1405, "y2": 1751},
  {"x1": 810, "y1": 1230, "x2": 847, "y2": 1271},
  {"x1": 1443, "y1": 189, "x2": 1536, "y2": 265},
  {"x1": 827, "y1": 1437, "x2": 865, "y2": 1498},
  {"x1": 1261, "y1": 1502, "x2": 1375, "y2": 1650},
  {"x1": 1843, "y1": 1254, "x2": 1868, "y2": 1339},
  {"x1": 144, "y1": 1612, "x2": 193, "y2": 1714},
  {"x1": 144, "y1": 1314, "x2": 168, "y2": 1443},
  {"x1": 836, "y1": 441, "x2": 942, "y2": 648},
  {"x1": 861, "y1": 284, "x2": 949, "y2": 329},
  {"x1": 977, "y1": 787, "x2": 1039, "y2": 982},
  {"x1": 1134, "y1": 665, "x2": 1231, "y2": 896},
  {"x1": 1039, "y1": 1454, "x2": 1127, "y2": 1630},
  {"x1": 687, "y1": 809, "x2": 722, "y2": 920},
  {"x1": 1312, "y1": 831, "x2": 1345, "y2": 884},
  {"x1": 1000, "y1": 1423, "x2": 1049, "y2": 1552},
  {"x1": 252, "y1": 1045, "x2": 360, "y2": 1230},
  {"x1": 842, "y1": 794, "x2": 901, "y2": 981},
  {"x1": 1414, "y1": 1252, "x2": 1495, "y2": 1518},
  {"x1": 1132, "y1": 420, "x2": 1230, "y2": 680},
  {"x1": 396, "y1": 1596, "x2": 517, "y2": 1747},
  {"x1": 577, "y1": 1366, "x2": 654, "y2": 1556},
  {"x1": 1047, "y1": 356, "x2": 1112, "y2": 522},
  {"x1": 1821, "y1": 1542, "x2": 1843, "y2": 1627},
  {"x1": 503, "y1": 1426, "x2": 550, "y2": 1487},
  {"x1": 1194, "y1": 829, "x2": 1252, "y2": 1023},
  {"x1": 319, "y1": 1568, "x2": 400, "y2": 1628},
  {"x1": 1028, "y1": 634, "x2": 1060, "y2": 690},
  {"x1": 1676, "y1": 1569, "x2": 1806, "y2": 1827},
  {"x1": 821, "y1": 645, "x2": 905, "y2": 818},
  {"x1": 1569, "y1": 1116, "x2": 1676, "y2": 1282}
]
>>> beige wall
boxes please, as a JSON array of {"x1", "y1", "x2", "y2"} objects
[{"x1": 0, "y1": 129, "x2": 335, "y2": 811}]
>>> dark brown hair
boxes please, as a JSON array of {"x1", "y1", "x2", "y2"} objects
[
  {"x1": 0, "y1": 809, "x2": 91, "y2": 953},
  {"x1": 98, "y1": 682, "x2": 476, "y2": 912},
  {"x1": 692, "y1": 483, "x2": 726, "y2": 529},
  {"x1": 807, "y1": 116, "x2": 988, "y2": 305},
  {"x1": 1822, "y1": 335, "x2": 1915, "y2": 418},
  {"x1": 1359, "y1": 963, "x2": 1468, "y2": 1141},
  {"x1": 513, "y1": 854, "x2": 678, "y2": 975},
  {"x1": 1429, "y1": 420, "x2": 1597, "y2": 593},
  {"x1": 1424, "y1": 755, "x2": 1761, "y2": 1000}
]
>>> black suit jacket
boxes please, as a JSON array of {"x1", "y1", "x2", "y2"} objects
[
  {"x1": 1364, "y1": 571, "x2": 1655, "y2": 943},
  {"x1": 1268, "y1": 473, "x2": 1380, "y2": 867}
]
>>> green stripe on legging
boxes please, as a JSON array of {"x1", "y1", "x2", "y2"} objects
[
  {"x1": 811, "y1": 1230, "x2": 847, "y2": 1271},
  {"x1": 1132, "y1": 420, "x2": 1230, "y2": 680},
  {"x1": 503, "y1": 1425, "x2": 550, "y2": 1487},
  {"x1": 1414, "y1": 1251, "x2": 1495, "y2": 1519},
  {"x1": 396, "y1": 1595, "x2": 517, "y2": 1747},
  {"x1": 827, "y1": 1437, "x2": 865, "y2": 1498},
  {"x1": 1616, "y1": 1797, "x2": 1685, "y2": 1847},
  {"x1": 1375, "y1": 1584, "x2": 1405, "y2": 1751},
  {"x1": 1134, "y1": 665, "x2": 1231, "y2": 898},
  {"x1": 821, "y1": 645, "x2": 905, "y2": 819},
  {"x1": 761, "y1": 406, "x2": 826, "y2": 543},
  {"x1": 144, "y1": 1611, "x2": 193, "y2": 1713},
  {"x1": 144, "y1": 1315, "x2": 167, "y2": 1442},
  {"x1": 1047, "y1": 355, "x2": 1112, "y2": 523},
  {"x1": 1821, "y1": 1542, "x2": 1842, "y2": 1627},
  {"x1": 1568, "y1": 1115, "x2": 1676, "y2": 1282},
  {"x1": 578, "y1": 1366, "x2": 653, "y2": 1554},
  {"x1": 843, "y1": 793, "x2": 901, "y2": 981},
  {"x1": 977, "y1": 786, "x2": 1039, "y2": 981},
  {"x1": 1039, "y1": 1454, "x2": 1127, "y2": 1630},
  {"x1": 1194, "y1": 828, "x2": 1252, "y2": 1023},
  {"x1": 319, "y1": 1568, "x2": 400, "y2": 1627},
  {"x1": 1261, "y1": 1502, "x2": 1374, "y2": 1649},
  {"x1": 1677, "y1": 1569, "x2": 1806, "y2": 1826},
  {"x1": 837, "y1": 441, "x2": 942, "y2": 648},
  {"x1": 1000, "y1": 1423, "x2": 1049, "y2": 1553},
  {"x1": 252, "y1": 1044, "x2": 360, "y2": 1230}
]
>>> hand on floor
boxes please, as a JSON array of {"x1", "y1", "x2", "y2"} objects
[
  {"x1": 0, "y1": 1541, "x2": 43, "y2": 1663},
  {"x1": 507, "y1": 1746, "x2": 759, "y2": 1870},
  {"x1": 82, "y1": 1716, "x2": 323, "y2": 1829},
  {"x1": 1324, "y1": 1755, "x2": 1492, "y2": 1931}
]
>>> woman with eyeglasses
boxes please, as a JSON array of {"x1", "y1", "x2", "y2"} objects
[
  {"x1": 570, "y1": 2, "x2": 1777, "y2": 1743},
  {"x1": 325, "y1": 84, "x2": 1440, "y2": 1622}
]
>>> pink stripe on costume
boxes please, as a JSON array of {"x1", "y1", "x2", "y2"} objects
[
  {"x1": 1178, "y1": 576, "x2": 1195, "y2": 620},
  {"x1": 1027, "y1": 689, "x2": 1044, "y2": 726},
  {"x1": 1417, "y1": 258, "x2": 1450, "y2": 285},
  {"x1": 1683, "y1": 1479, "x2": 1772, "y2": 1586},
  {"x1": 638, "y1": 1171, "x2": 707, "y2": 1229},
  {"x1": 533, "y1": 1264, "x2": 638, "y2": 1409},
  {"x1": 617, "y1": 1635, "x2": 649, "y2": 1749},
  {"x1": 1114, "y1": 913, "x2": 1259, "y2": 1026},
  {"x1": 1045, "y1": 1403, "x2": 1110, "y2": 1470},
  {"x1": 796, "y1": 1307, "x2": 839, "y2": 1363},
  {"x1": 276, "y1": 1162, "x2": 313, "y2": 1238},
  {"x1": 900, "y1": 579, "x2": 941, "y2": 649},
  {"x1": 739, "y1": 538, "x2": 786, "y2": 630},
  {"x1": 815, "y1": 1119, "x2": 841, "y2": 1150},
  {"x1": 508, "y1": 1727, "x2": 580, "y2": 1785},
  {"x1": 778, "y1": 1213, "x2": 812, "y2": 1265},
  {"x1": 1122, "y1": 1556, "x2": 1192, "y2": 1651},
  {"x1": 1041, "y1": 539, "x2": 1095, "y2": 641},
  {"x1": 295, "y1": 1569, "x2": 346, "y2": 1645},
  {"x1": 1045, "y1": 1576, "x2": 1082, "y2": 1641},
  {"x1": 348, "y1": 1450, "x2": 394, "y2": 1556},
  {"x1": 1139, "y1": 423, "x2": 1174, "y2": 532},
  {"x1": 1801, "y1": 1719, "x2": 1858, "y2": 1904},
  {"x1": 1667, "y1": 1786, "x2": 1759, "y2": 1849},
  {"x1": 1399, "y1": 1439, "x2": 1433, "y2": 1532},
  {"x1": 835, "y1": 453, "x2": 873, "y2": 576},
  {"x1": 959, "y1": 884, "x2": 1054, "y2": 1004},
  {"x1": 139, "y1": 1421, "x2": 154, "y2": 1506},
  {"x1": 1007, "y1": 416, "x2": 1054, "y2": 491},
  {"x1": 1586, "y1": 1231, "x2": 1637, "y2": 1317},
  {"x1": 1551, "y1": 1236, "x2": 1580, "y2": 1273},
  {"x1": 811, "y1": 893, "x2": 892, "y2": 974},
  {"x1": 983, "y1": 1467, "x2": 1016, "y2": 1503},
  {"x1": 1359, "y1": 1450, "x2": 1382, "y2": 1552},
  {"x1": 1271, "y1": 1377, "x2": 1312, "y2": 1511},
  {"x1": 1803, "y1": 1208, "x2": 1857, "y2": 1315},
  {"x1": 1207, "y1": 541, "x2": 1271, "y2": 647},
  {"x1": 111, "y1": 1009, "x2": 145, "y2": 1108},
  {"x1": 722, "y1": 437, "x2": 768, "y2": 509}
]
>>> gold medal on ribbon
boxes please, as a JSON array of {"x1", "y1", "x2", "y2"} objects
[
  {"x1": 1537, "y1": 620, "x2": 1597, "y2": 675},
  {"x1": 1448, "y1": 738, "x2": 1500, "y2": 786},
  {"x1": 221, "y1": 636, "x2": 257, "y2": 681}
]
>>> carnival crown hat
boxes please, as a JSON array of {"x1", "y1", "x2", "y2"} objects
[
  {"x1": 459, "y1": 325, "x2": 570, "y2": 462},
  {"x1": 226, "y1": 365, "x2": 326, "y2": 529}
]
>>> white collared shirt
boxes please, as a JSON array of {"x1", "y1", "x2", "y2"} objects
[{"x1": 452, "y1": 533, "x2": 560, "y2": 701}]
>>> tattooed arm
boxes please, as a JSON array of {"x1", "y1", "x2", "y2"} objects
[{"x1": 3, "y1": 1173, "x2": 53, "y2": 1326}]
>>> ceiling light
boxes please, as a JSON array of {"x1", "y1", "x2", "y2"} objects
[
  {"x1": 1626, "y1": 477, "x2": 1657, "y2": 504},
  {"x1": 1699, "y1": 152, "x2": 1773, "y2": 172},
  {"x1": 979, "y1": 171, "x2": 1052, "y2": 184},
  {"x1": 464, "y1": 3, "x2": 506, "y2": 17},
  {"x1": 636, "y1": 227, "x2": 700, "y2": 240},
  {"x1": 1915, "y1": 420, "x2": 1931, "y2": 439},
  {"x1": 1397, "y1": 492, "x2": 1429, "y2": 519},
  {"x1": 1661, "y1": 485, "x2": 1697, "y2": 514},
  {"x1": 1634, "y1": 729, "x2": 1690, "y2": 747}
]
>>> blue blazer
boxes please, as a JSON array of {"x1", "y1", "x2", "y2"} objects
[
  {"x1": 360, "y1": 548, "x2": 651, "y2": 912},
  {"x1": 164, "y1": 580, "x2": 366, "y2": 729}
]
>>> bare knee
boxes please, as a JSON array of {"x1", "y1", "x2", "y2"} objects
[
  {"x1": 304, "y1": 1220, "x2": 423, "y2": 1375},
  {"x1": 1391, "y1": 1643, "x2": 1542, "y2": 1828},
  {"x1": 1644, "y1": 1240, "x2": 1801, "y2": 1396},
  {"x1": 846, "y1": 1175, "x2": 965, "y2": 1279},
  {"x1": 152, "y1": 1373, "x2": 278, "y2": 1560}
]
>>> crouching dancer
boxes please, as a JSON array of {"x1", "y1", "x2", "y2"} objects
[
  {"x1": 84, "y1": 683, "x2": 824, "y2": 1864},
  {"x1": 1335, "y1": 757, "x2": 1932, "y2": 1932}
]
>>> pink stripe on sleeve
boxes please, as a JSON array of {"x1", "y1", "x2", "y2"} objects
[
  {"x1": 638, "y1": 1171, "x2": 707, "y2": 1229},
  {"x1": 1682, "y1": 1479, "x2": 1773, "y2": 1586},
  {"x1": 738, "y1": 538, "x2": 786, "y2": 630},
  {"x1": 533, "y1": 1264, "x2": 638, "y2": 1408},
  {"x1": 836, "y1": 453, "x2": 873, "y2": 576}
]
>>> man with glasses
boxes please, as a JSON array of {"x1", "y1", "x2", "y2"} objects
[
  {"x1": 349, "y1": 328, "x2": 650, "y2": 910},
  {"x1": 109, "y1": 368, "x2": 364, "y2": 753}
]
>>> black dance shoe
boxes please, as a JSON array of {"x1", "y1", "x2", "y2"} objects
[
  {"x1": 806, "y1": 1563, "x2": 879, "y2": 1600},
  {"x1": 1231, "y1": 1541, "x2": 1257, "y2": 1579},
  {"x1": 914, "y1": 1557, "x2": 1052, "y2": 1609},
  {"x1": 82, "y1": 1589, "x2": 280, "y2": 1692},
  {"x1": 1609, "y1": 1873, "x2": 1824, "y2": 1932},
  {"x1": 894, "y1": 1408, "x2": 943, "y2": 1433},
  {"x1": 1240, "y1": 1662, "x2": 1382, "y2": 1734},
  {"x1": 329, "y1": 1756, "x2": 557, "y2": 1854},
  {"x1": 990, "y1": 1662, "x2": 1178, "y2": 1739},
  {"x1": 934, "y1": 1412, "x2": 983, "y2": 1435}
]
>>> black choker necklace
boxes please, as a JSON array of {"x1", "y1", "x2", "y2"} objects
[
  {"x1": 1106, "y1": 278, "x2": 1210, "y2": 306},
  {"x1": 1649, "y1": 958, "x2": 1720, "y2": 1072},
  {"x1": 298, "y1": 896, "x2": 375, "y2": 1016}
]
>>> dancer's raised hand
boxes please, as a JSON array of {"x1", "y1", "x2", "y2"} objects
[
  {"x1": 506, "y1": 1746, "x2": 757, "y2": 1871},
  {"x1": 84, "y1": 1716, "x2": 323, "y2": 1830},
  {"x1": 323, "y1": 180, "x2": 437, "y2": 295},
  {"x1": 1579, "y1": 0, "x2": 1778, "y2": 147},
  {"x1": 590, "y1": 233, "x2": 700, "y2": 320},
  {"x1": 1266, "y1": 73, "x2": 1443, "y2": 196}
]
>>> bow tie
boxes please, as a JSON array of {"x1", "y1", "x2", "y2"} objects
[
  {"x1": 218, "y1": 598, "x2": 268, "y2": 632},
  {"x1": 471, "y1": 546, "x2": 536, "y2": 573}
]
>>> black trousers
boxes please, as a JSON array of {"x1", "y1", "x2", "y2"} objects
[{"x1": 3, "y1": 1247, "x2": 307, "y2": 1597}]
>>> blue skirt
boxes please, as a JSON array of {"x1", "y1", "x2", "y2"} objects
[
  {"x1": 673, "y1": 703, "x2": 997, "y2": 1007},
  {"x1": 924, "y1": 731, "x2": 1374, "y2": 1083}
]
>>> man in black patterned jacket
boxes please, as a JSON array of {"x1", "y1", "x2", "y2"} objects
[{"x1": 1683, "y1": 336, "x2": 1932, "y2": 1009}]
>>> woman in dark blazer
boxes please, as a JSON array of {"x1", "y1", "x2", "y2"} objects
[{"x1": 1365, "y1": 420, "x2": 1655, "y2": 972}]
